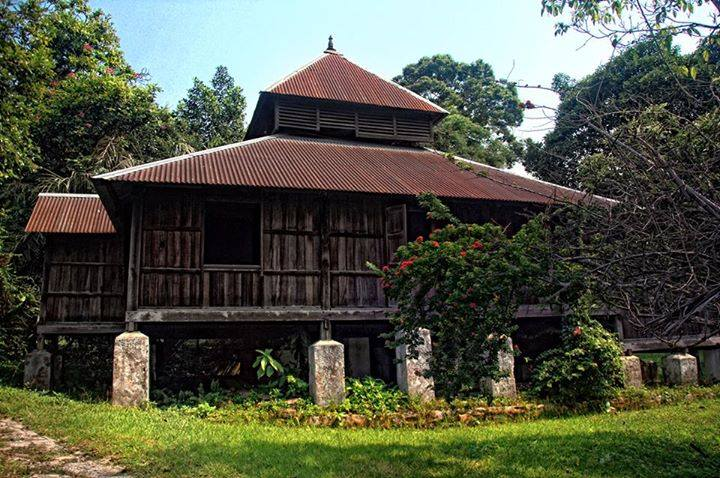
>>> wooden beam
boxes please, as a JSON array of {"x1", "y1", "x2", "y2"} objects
[
  {"x1": 38, "y1": 322, "x2": 125, "y2": 335},
  {"x1": 320, "y1": 197, "x2": 331, "y2": 309},
  {"x1": 622, "y1": 335, "x2": 720, "y2": 352},
  {"x1": 127, "y1": 307, "x2": 393, "y2": 323},
  {"x1": 126, "y1": 196, "x2": 142, "y2": 311}
]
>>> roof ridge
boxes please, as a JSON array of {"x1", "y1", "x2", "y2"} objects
[
  {"x1": 340, "y1": 55, "x2": 449, "y2": 114},
  {"x1": 265, "y1": 52, "x2": 447, "y2": 114},
  {"x1": 429, "y1": 148, "x2": 612, "y2": 203},
  {"x1": 264, "y1": 53, "x2": 330, "y2": 92},
  {"x1": 93, "y1": 136, "x2": 274, "y2": 180},
  {"x1": 39, "y1": 192, "x2": 101, "y2": 198}
]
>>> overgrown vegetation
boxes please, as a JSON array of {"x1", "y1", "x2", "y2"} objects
[
  {"x1": 372, "y1": 193, "x2": 551, "y2": 398},
  {"x1": 531, "y1": 295, "x2": 624, "y2": 407}
]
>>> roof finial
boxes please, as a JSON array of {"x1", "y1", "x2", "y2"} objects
[{"x1": 325, "y1": 35, "x2": 336, "y2": 53}]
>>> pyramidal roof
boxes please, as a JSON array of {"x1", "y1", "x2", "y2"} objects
[{"x1": 264, "y1": 50, "x2": 448, "y2": 114}]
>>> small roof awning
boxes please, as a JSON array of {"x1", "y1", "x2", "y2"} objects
[{"x1": 25, "y1": 193, "x2": 116, "y2": 234}]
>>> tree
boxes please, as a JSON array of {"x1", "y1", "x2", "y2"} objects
[
  {"x1": 394, "y1": 54, "x2": 524, "y2": 167},
  {"x1": 175, "y1": 66, "x2": 246, "y2": 150},
  {"x1": 523, "y1": 39, "x2": 718, "y2": 188},
  {"x1": 531, "y1": 0, "x2": 720, "y2": 344}
]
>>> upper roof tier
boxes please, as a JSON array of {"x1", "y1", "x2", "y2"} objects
[{"x1": 264, "y1": 51, "x2": 447, "y2": 114}]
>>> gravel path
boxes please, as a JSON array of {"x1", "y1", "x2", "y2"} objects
[{"x1": 0, "y1": 417, "x2": 129, "y2": 477}]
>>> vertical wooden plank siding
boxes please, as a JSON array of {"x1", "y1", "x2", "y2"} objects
[
  {"x1": 329, "y1": 197, "x2": 385, "y2": 308},
  {"x1": 43, "y1": 234, "x2": 125, "y2": 322}
]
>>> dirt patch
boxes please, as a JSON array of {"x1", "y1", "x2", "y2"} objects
[{"x1": 0, "y1": 417, "x2": 128, "y2": 477}]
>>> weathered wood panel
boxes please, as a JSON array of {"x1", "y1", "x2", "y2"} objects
[
  {"x1": 203, "y1": 270, "x2": 261, "y2": 307},
  {"x1": 329, "y1": 197, "x2": 385, "y2": 308},
  {"x1": 43, "y1": 234, "x2": 125, "y2": 322},
  {"x1": 262, "y1": 193, "x2": 321, "y2": 306},
  {"x1": 139, "y1": 191, "x2": 203, "y2": 308}
]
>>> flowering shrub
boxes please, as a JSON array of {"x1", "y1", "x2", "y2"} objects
[
  {"x1": 531, "y1": 295, "x2": 624, "y2": 407},
  {"x1": 371, "y1": 193, "x2": 549, "y2": 397}
]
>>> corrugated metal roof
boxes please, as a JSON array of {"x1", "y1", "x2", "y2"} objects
[
  {"x1": 25, "y1": 193, "x2": 116, "y2": 234},
  {"x1": 266, "y1": 52, "x2": 447, "y2": 114},
  {"x1": 94, "y1": 135, "x2": 586, "y2": 204}
]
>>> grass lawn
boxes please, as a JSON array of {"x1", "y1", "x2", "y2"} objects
[{"x1": 1, "y1": 386, "x2": 719, "y2": 477}]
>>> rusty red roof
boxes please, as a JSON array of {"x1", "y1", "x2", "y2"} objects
[
  {"x1": 25, "y1": 193, "x2": 116, "y2": 234},
  {"x1": 94, "y1": 135, "x2": 587, "y2": 204},
  {"x1": 266, "y1": 52, "x2": 447, "y2": 114}
]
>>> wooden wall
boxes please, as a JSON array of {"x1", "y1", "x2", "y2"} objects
[
  {"x1": 128, "y1": 189, "x2": 537, "y2": 310},
  {"x1": 43, "y1": 234, "x2": 125, "y2": 322},
  {"x1": 135, "y1": 189, "x2": 391, "y2": 309}
]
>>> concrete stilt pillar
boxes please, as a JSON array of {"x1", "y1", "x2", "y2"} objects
[
  {"x1": 620, "y1": 355, "x2": 643, "y2": 388},
  {"x1": 699, "y1": 348, "x2": 720, "y2": 384},
  {"x1": 663, "y1": 353, "x2": 698, "y2": 386},
  {"x1": 481, "y1": 338, "x2": 517, "y2": 398},
  {"x1": 396, "y1": 328, "x2": 435, "y2": 401},
  {"x1": 308, "y1": 340, "x2": 345, "y2": 406},
  {"x1": 23, "y1": 349, "x2": 52, "y2": 390},
  {"x1": 112, "y1": 331, "x2": 150, "y2": 406}
]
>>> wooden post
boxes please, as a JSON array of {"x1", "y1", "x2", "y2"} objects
[
  {"x1": 126, "y1": 197, "x2": 142, "y2": 312},
  {"x1": 320, "y1": 195, "x2": 331, "y2": 309}
]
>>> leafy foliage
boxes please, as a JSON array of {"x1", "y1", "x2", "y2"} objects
[
  {"x1": 524, "y1": 38, "x2": 720, "y2": 188},
  {"x1": 341, "y1": 378, "x2": 408, "y2": 416},
  {"x1": 175, "y1": 65, "x2": 246, "y2": 150},
  {"x1": 531, "y1": 295, "x2": 624, "y2": 407},
  {"x1": 0, "y1": 221, "x2": 38, "y2": 384},
  {"x1": 372, "y1": 193, "x2": 550, "y2": 397},
  {"x1": 394, "y1": 54, "x2": 524, "y2": 166},
  {"x1": 252, "y1": 348, "x2": 285, "y2": 385}
]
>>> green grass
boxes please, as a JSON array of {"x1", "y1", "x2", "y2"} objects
[{"x1": 1, "y1": 386, "x2": 719, "y2": 477}]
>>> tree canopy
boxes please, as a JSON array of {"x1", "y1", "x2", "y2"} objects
[
  {"x1": 523, "y1": 37, "x2": 720, "y2": 188},
  {"x1": 175, "y1": 65, "x2": 247, "y2": 150},
  {"x1": 394, "y1": 54, "x2": 524, "y2": 167}
]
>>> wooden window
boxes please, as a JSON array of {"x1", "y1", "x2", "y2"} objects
[
  {"x1": 384, "y1": 204, "x2": 406, "y2": 263},
  {"x1": 204, "y1": 202, "x2": 260, "y2": 266}
]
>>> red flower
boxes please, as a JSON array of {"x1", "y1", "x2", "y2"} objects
[
  {"x1": 460, "y1": 250, "x2": 467, "y2": 257},
  {"x1": 66, "y1": 71, "x2": 76, "y2": 78},
  {"x1": 382, "y1": 265, "x2": 389, "y2": 273},
  {"x1": 467, "y1": 287, "x2": 473, "y2": 294},
  {"x1": 432, "y1": 241, "x2": 440, "y2": 248},
  {"x1": 469, "y1": 302, "x2": 477, "y2": 309},
  {"x1": 399, "y1": 258, "x2": 415, "y2": 271},
  {"x1": 105, "y1": 67, "x2": 115, "y2": 75},
  {"x1": 573, "y1": 326, "x2": 583, "y2": 337},
  {"x1": 82, "y1": 43, "x2": 93, "y2": 51},
  {"x1": 416, "y1": 235, "x2": 424, "y2": 243},
  {"x1": 471, "y1": 241, "x2": 483, "y2": 250},
  {"x1": 513, "y1": 344, "x2": 520, "y2": 351}
]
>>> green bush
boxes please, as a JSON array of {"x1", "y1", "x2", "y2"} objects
[
  {"x1": 342, "y1": 377, "x2": 408, "y2": 415},
  {"x1": 531, "y1": 296, "x2": 624, "y2": 407}
]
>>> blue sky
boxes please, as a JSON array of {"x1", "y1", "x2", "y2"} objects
[{"x1": 92, "y1": 0, "x2": 623, "y2": 144}]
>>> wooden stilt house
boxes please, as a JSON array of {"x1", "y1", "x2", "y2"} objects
[{"x1": 24, "y1": 41, "x2": 595, "y2": 397}]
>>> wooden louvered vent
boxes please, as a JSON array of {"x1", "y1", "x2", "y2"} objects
[{"x1": 276, "y1": 101, "x2": 432, "y2": 142}]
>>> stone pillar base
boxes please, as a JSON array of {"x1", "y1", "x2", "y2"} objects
[
  {"x1": 621, "y1": 355, "x2": 643, "y2": 388},
  {"x1": 663, "y1": 353, "x2": 698, "y2": 386},
  {"x1": 23, "y1": 349, "x2": 52, "y2": 390},
  {"x1": 309, "y1": 340, "x2": 345, "y2": 406},
  {"x1": 112, "y1": 331, "x2": 150, "y2": 406},
  {"x1": 480, "y1": 338, "x2": 516, "y2": 399},
  {"x1": 396, "y1": 328, "x2": 435, "y2": 401},
  {"x1": 699, "y1": 348, "x2": 720, "y2": 384}
]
